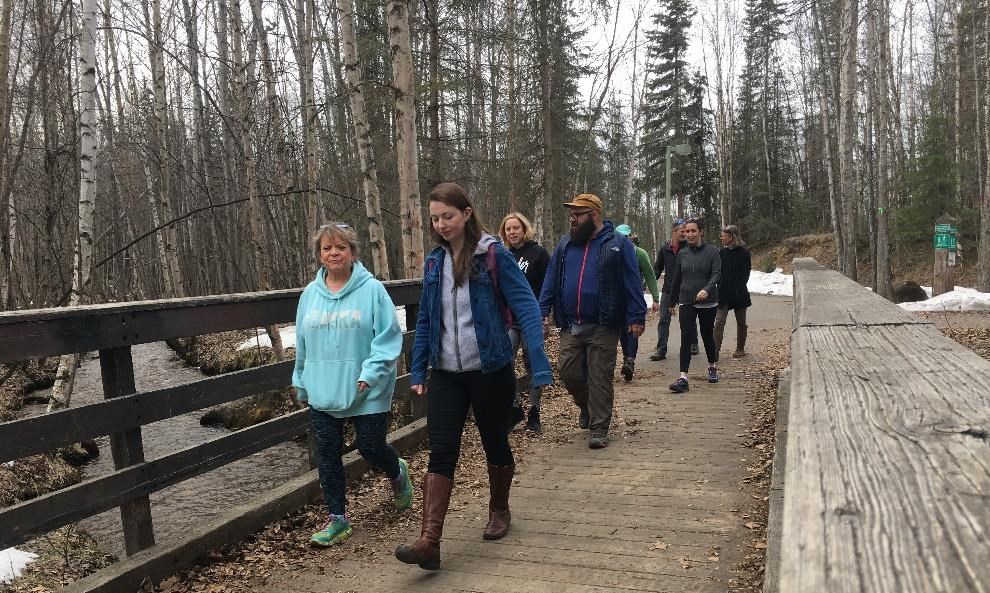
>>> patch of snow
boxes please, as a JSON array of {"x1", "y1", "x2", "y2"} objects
[
  {"x1": 1, "y1": 548, "x2": 37, "y2": 583},
  {"x1": 899, "y1": 287, "x2": 990, "y2": 312},
  {"x1": 236, "y1": 307, "x2": 409, "y2": 351},
  {"x1": 748, "y1": 268, "x2": 793, "y2": 297}
]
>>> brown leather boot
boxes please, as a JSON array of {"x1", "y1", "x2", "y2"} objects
[
  {"x1": 732, "y1": 324, "x2": 748, "y2": 358},
  {"x1": 395, "y1": 473, "x2": 452, "y2": 570},
  {"x1": 483, "y1": 464, "x2": 514, "y2": 540}
]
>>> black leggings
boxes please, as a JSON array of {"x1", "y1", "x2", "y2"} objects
[
  {"x1": 679, "y1": 305, "x2": 718, "y2": 372},
  {"x1": 426, "y1": 364, "x2": 516, "y2": 479}
]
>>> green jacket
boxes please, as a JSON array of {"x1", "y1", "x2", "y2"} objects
[{"x1": 634, "y1": 245, "x2": 659, "y2": 302}]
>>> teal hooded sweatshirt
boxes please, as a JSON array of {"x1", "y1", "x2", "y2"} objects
[{"x1": 292, "y1": 261, "x2": 403, "y2": 417}]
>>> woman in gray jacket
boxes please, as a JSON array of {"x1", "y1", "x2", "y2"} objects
[{"x1": 667, "y1": 218, "x2": 721, "y2": 393}]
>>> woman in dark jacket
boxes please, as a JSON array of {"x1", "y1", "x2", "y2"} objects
[
  {"x1": 668, "y1": 218, "x2": 721, "y2": 393},
  {"x1": 715, "y1": 225, "x2": 752, "y2": 357},
  {"x1": 498, "y1": 211, "x2": 550, "y2": 432}
]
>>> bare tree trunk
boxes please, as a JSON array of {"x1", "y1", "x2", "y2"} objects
[
  {"x1": 953, "y1": 3, "x2": 962, "y2": 206},
  {"x1": 506, "y1": 0, "x2": 518, "y2": 210},
  {"x1": 979, "y1": 2, "x2": 990, "y2": 291},
  {"x1": 812, "y1": 0, "x2": 844, "y2": 266},
  {"x1": 50, "y1": 0, "x2": 98, "y2": 411},
  {"x1": 533, "y1": 0, "x2": 553, "y2": 246},
  {"x1": 299, "y1": 0, "x2": 319, "y2": 231},
  {"x1": 145, "y1": 0, "x2": 185, "y2": 297},
  {"x1": 337, "y1": 0, "x2": 389, "y2": 277},
  {"x1": 229, "y1": 0, "x2": 285, "y2": 361},
  {"x1": 426, "y1": 0, "x2": 441, "y2": 185},
  {"x1": 623, "y1": 6, "x2": 644, "y2": 221},
  {"x1": 838, "y1": 0, "x2": 859, "y2": 280},
  {"x1": 388, "y1": 0, "x2": 424, "y2": 277},
  {"x1": 0, "y1": 0, "x2": 12, "y2": 307},
  {"x1": 874, "y1": 0, "x2": 893, "y2": 299}
]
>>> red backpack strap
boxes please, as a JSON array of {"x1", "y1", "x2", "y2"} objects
[{"x1": 487, "y1": 243, "x2": 513, "y2": 327}]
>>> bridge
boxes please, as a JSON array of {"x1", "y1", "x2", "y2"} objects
[{"x1": 1, "y1": 259, "x2": 988, "y2": 592}]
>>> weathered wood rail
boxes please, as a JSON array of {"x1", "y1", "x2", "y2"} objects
[
  {"x1": 776, "y1": 258, "x2": 990, "y2": 592},
  {"x1": 0, "y1": 281, "x2": 422, "y2": 557}
]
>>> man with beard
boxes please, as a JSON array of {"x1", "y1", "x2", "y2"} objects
[{"x1": 539, "y1": 194, "x2": 647, "y2": 449}]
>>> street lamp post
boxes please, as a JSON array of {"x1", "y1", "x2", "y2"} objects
[{"x1": 664, "y1": 142, "x2": 692, "y2": 240}]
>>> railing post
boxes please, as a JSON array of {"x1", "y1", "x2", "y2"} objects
[
  {"x1": 404, "y1": 304, "x2": 426, "y2": 420},
  {"x1": 99, "y1": 346, "x2": 156, "y2": 555}
]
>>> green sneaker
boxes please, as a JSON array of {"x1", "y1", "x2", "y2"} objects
[
  {"x1": 310, "y1": 514, "x2": 352, "y2": 547},
  {"x1": 391, "y1": 458, "x2": 413, "y2": 510}
]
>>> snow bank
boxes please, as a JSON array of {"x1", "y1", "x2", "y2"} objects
[
  {"x1": 899, "y1": 287, "x2": 990, "y2": 312},
  {"x1": 748, "y1": 268, "x2": 793, "y2": 297},
  {"x1": 1, "y1": 548, "x2": 37, "y2": 583},
  {"x1": 236, "y1": 307, "x2": 409, "y2": 351}
]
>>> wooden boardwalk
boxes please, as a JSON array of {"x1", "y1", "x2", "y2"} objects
[{"x1": 264, "y1": 295, "x2": 792, "y2": 593}]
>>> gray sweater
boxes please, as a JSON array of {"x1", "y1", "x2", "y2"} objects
[
  {"x1": 435, "y1": 234, "x2": 500, "y2": 372},
  {"x1": 669, "y1": 242, "x2": 721, "y2": 308}
]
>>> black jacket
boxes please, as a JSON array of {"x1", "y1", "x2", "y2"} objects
[
  {"x1": 510, "y1": 240, "x2": 550, "y2": 298},
  {"x1": 669, "y1": 242, "x2": 721, "y2": 307},
  {"x1": 718, "y1": 246, "x2": 752, "y2": 309},
  {"x1": 654, "y1": 239, "x2": 687, "y2": 294}
]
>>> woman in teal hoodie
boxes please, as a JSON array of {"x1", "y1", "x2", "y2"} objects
[{"x1": 292, "y1": 223, "x2": 412, "y2": 547}]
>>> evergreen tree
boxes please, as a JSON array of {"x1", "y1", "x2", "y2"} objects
[{"x1": 639, "y1": 0, "x2": 695, "y2": 219}]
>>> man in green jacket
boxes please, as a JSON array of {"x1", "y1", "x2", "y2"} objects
[{"x1": 615, "y1": 224, "x2": 660, "y2": 381}]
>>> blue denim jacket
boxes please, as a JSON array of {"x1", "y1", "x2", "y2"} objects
[{"x1": 411, "y1": 241, "x2": 553, "y2": 390}]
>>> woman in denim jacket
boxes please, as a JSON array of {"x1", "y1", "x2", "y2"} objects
[{"x1": 395, "y1": 183, "x2": 552, "y2": 571}]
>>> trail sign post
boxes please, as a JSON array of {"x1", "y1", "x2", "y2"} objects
[{"x1": 933, "y1": 214, "x2": 957, "y2": 296}]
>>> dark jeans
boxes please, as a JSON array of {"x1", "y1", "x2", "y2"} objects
[
  {"x1": 558, "y1": 325, "x2": 621, "y2": 433},
  {"x1": 619, "y1": 326, "x2": 639, "y2": 359},
  {"x1": 426, "y1": 364, "x2": 516, "y2": 479},
  {"x1": 657, "y1": 292, "x2": 696, "y2": 353},
  {"x1": 678, "y1": 305, "x2": 718, "y2": 372},
  {"x1": 310, "y1": 408, "x2": 400, "y2": 515}
]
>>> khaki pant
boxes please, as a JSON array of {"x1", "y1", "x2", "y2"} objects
[{"x1": 558, "y1": 325, "x2": 621, "y2": 433}]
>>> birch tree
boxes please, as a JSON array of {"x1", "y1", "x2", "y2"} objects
[
  {"x1": 837, "y1": 0, "x2": 859, "y2": 280},
  {"x1": 337, "y1": 0, "x2": 389, "y2": 277},
  {"x1": 388, "y1": 0, "x2": 425, "y2": 277},
  {"x1": 49, "y1": 0, "x2": 98, "y2": 411}
]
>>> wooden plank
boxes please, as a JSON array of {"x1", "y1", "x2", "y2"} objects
[
  {"x1": 0, "y1": 408, "x2": 309, "y2": 550},
  {"x1": 781, "y1": 323, "x2": 990, "y2": 592},
  {"x1": 100, "y1": 346, "x2": 155, "y2": 555},
  {"x1": 0, "y1": 280, "x2": 422, "y2": 361},
  {"x1": 61, "y1": 417, "x2": 430, "y2": 593},
  {"x1": 792, "y1": 258, "x2": 925, "y2": 328},
  {"x1": 0, "y1": 360, "x2": 292, "y2": 462},
  {"x1": 763, "y1": 367, "x2": 790, "y2": 593},
  {"x1": 0, "y1": 366, "x2": 412, "y2": 463}
]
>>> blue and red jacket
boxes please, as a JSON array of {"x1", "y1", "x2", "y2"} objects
[{"x1": 538, "y1": 221, "x2": 647, "y2": 330}]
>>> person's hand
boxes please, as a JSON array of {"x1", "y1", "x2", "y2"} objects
[
  {"x1": 696, "y1": 289, "x2": 709, "y2": 302},
  {"x1": 651, "y1": 301, "x2": 660, "y2": 312},
  {"x1": 358, "y1": 381, "x2": 369, "y2": 393},
  {"x1": 628, "y1": 324, "x2": 645, "y2": 338},
  {"x1": 411, "y1": 384, "x2": 427, "y2": 396},
  {"x1": 670, "y1": 305, "x2": 678, "y2": 316}
]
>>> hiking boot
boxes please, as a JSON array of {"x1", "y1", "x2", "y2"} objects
[
  {"x1": 525, "y1": 406, "x2": 542, "y2": 433},
  {"x1": 690, "y1": 343, "x2": 699, "y2": 355},
  {"x1": 588, "y1": 432, "x2": 608, "y2": 449},
  {"x1": 310, "y1": 514, "x2": 352, "y2": 547},
  {"x1": 395, "y1": 473, "x2": 453, "y2": 570},
  {"x1": 649, "y1": 348, "x2": 666, "y2": 361},
  {"x1": 708, "y1": 365, "x2": 720, "y2": 383},
  {"x1": 669, "y1": 377, "x2": 689, "y2": 393},
  {"x1": 621, "y1": 357, "x2": 635, "y2": 382},
  {"x1": 732, "y1": 348, "x2": 746, "y2": 358},
  {"x1": 509, "y1": 403, "x2": 525, "y2": 431},
  {"x1": 391, "y1": 458, "x2": 413, "y2": 510},
  {"x1": 578, "y1": 407, "x2": 590, "y2": 429}
]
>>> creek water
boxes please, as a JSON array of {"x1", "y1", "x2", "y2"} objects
[{"x1": 23, "y1": 342, "x2": 310, "y2": 558}]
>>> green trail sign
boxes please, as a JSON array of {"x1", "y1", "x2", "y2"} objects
[{"x1": 933, "y1": 220, "x2": 958, "y2": 251}]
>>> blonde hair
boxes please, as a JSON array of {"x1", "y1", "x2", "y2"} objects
[
  {"x1": 312, "y1": 222, "x2": 360, "y2": 261},
  {"x1": 721, "y1": 224, "x2": 746, "y2": 248},
  {"x1": 498, "y1": 211, "x2": 535, "y2": 245}
]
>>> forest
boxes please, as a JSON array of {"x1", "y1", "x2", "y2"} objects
[{"x1": 0, "y1": 0, "x2": 987, "y2": 312}]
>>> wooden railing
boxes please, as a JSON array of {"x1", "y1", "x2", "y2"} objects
[
  {"x1": 0, "y1": 280, "x2": 422, "y2": 557},
  {"x1": 777, "y1": 258, "x2": 990, "y2": 592}
]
